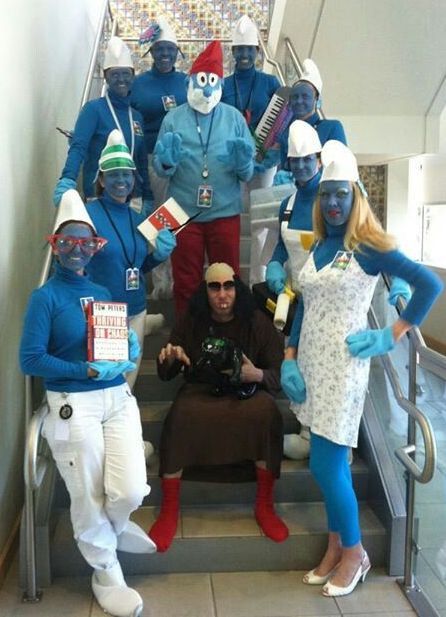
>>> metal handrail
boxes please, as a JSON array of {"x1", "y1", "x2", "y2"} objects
[
  {"x1": 283, "y1": 37, "x2": 325, "y2": 119},
  {"x1": 22, "y1": 0, "x2": 113, "y2": 602}
]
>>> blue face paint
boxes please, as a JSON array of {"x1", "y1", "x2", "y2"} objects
[
  {"x1": 289, "y1": 154, "x2": 319, "y2": 185},
  {"x1": 232, "y1": 45, "x2": 257, "y2": 71},
  {"x1": 319, "y1": 180, "x2": 353, "y2": 226},
  {"x1": 56, "y1": 223, "x2": 96, "y2": 273},
  {"x1": 102, "y1": 169, "x2": 135, "y2": 202},
  {"x1": 105, "y1": 68, "x2": 134, "y2": 98},
  {"x1": 187, "y1": 72, "x2": 222, "y2": 114},
  {"x1": 151, "y1": 41, "x2": 178, "y2": 73},
  {"x1": 290, "y1": 81, "x2": 318, "y2": 119}
]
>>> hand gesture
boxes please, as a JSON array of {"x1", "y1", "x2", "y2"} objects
[
  {"x1": 218, "y1": 137, "x2": 254, "y2": 171},
  {"x1": 128, "y1": 329, "x2": 141, "y2": 362},
  {"x1": 240, "y1": 353, "x2": 262, "y2": 383},
  {"x1": 158, "y1": 343, "x2": 191, "y2": 367},
  {"x1": 153, "y1": 228, "x2": 177, "y2": 262},
  {"x1": 88, "y1": 359, "x2": 136, "y2": 381},
  {"x1": 154, "y1": 132, "x2": 188, "y2": 168},
  {"x1": 346, "y1": 326, "x2": 395, "y2": 359},
  {"x1": 266, "y1": 261, "x2": 287, "y2": 295},
  {"x1": 280, "y1": 359, "x2": 306, "y2": 403}
]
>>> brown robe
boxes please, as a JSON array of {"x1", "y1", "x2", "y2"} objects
[{"x1": 157, "y1": 310, "x2": 284, "y2": 481}]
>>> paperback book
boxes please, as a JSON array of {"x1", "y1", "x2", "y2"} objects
[{"x1": 87, "y1": 301, "x2": 129, "y2": 361}]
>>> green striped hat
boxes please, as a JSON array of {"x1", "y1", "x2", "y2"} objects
[{"x1": 98, "y1": 130, "x2": 136, "y2": 172}]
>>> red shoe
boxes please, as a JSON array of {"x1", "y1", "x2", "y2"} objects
[
  {"x1": 148, "y1": 477, "x2": 181, "y2": 552},
  {"x1": 254, "y1": 467, "x2": 289, "y2": 542}
]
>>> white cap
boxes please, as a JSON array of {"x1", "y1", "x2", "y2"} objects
[
  {"x1": 295, "y1": 58, "x2": 323, "y2": 95},
  {"x1": 321, "y1": 140, "x2": 359, "y2": 183},
  {"x1": 103, "y1": 36, "x2": 133, "y2": 70},
  {"x1": 153, "y1": 17, "x2": 178, "y2": 47},
  {"x1": 232, "y1": 15, "x2": 259, "y2": 47},
  {"x1": 54, "y1": 190, "x2": 96, "y2": 233},
  {"x1": 287, "y1": 120, "x2": 322, "y2": 157}
]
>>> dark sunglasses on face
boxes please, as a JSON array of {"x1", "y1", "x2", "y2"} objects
[
  {"x1": 207, "y1": 280, "x2": 235, "y2": 291},
  {"x1": 46, "y1": 234, "x2": 108, "y2": 254}
]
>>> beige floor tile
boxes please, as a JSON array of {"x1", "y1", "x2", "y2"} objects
[
  {"x1": 182, "y1": 505, "x2": 262, "y2": 538},
  {"x1": 9, "y1": 579, "x2": 93, "y2": 617},
  {"x1": 130, "y1": 506, "x2": 181, "y2": 539},
  {"x1": 212, "y1": 570, "x2": 341, "y2": 617},
  {"x1": 333, "y1": 568, "x2": 414, "y2": 614},
  {"x1": 344, "y1": 613, "x2": 416, "y2": 617}
]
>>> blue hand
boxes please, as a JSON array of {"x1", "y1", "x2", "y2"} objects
[
  {"x1": 218, "y1": 137, "x2": 254, "y2": 171},
  {"x1": 388, "y1": 276, "x2": 412, "y2": 306},
  {"x1": 346, "y1": 326, "x2": 395, "y2": 359},
  {"x1": 128, "y1": 329, "x2": 141, "y2": 362},
  {"x1": 154, "y1": 132, "x2": 187, "y2": 168},
  {"x1": 280, "y1": 359, "x2": 306, "y2": 403},
  {"x1": 273, "y1": 170, "x2": 293, "y2": 186},
  {"x1": 153, "y1": 228, "x2": 177, "y2": 262},
  {"x1": 266, "y1": 261, "x2": 286, "y2": 295},
  {"x1": 53, "y1": 178, "x2": 77, "y2": 207},
  {"x1": 88, "y1": 359, "x2": 137, "y2": 381}
]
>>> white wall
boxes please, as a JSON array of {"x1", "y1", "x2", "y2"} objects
[{"x1": 0, "y1": 0, "x2": 103, "y2": 557}]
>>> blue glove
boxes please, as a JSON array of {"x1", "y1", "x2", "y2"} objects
[
  {"x1": 217, "y1": 137, "x2": 254, "y2": 171},
  {"x1": 254, "y1": 149, "x2": 280, "y2": 174},
  {"x1": 388, "y1": 276, "x2": 412, "y2": 306},
  {"x1": 346, "y1": 326, "x2": 395, "y2": 359},
  {"x1": 141, "y1": 199, "x2": 154, "y2": 218},
  {"x1": 154, "y1": 132, "x2": 189, "y2": 169},
  {"x1": 88, "y1": 359, "x2": 137, "y2": 381},
  {"x1": 153, "y1": 228, "x2": 177, "y2": 262},
  {"x1": 53, "y1": 177, "x2": 77, "y2": 207},
  {"x1": 266, "y1": 261, "x2": 286, "y2": 295},
  {"x1": 280, "y1": 359, "x2": 306, "y2": 403},
  {"x1": 273, "y1": 170, "x2": 293, "y2": 186},
  {"x1": 128, "y1": 329, "x2": 141, "y2": 362}
]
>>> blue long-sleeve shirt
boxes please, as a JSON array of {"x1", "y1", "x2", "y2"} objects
[
  {"x1": 270, "y1": 171, "x2": 321, "y2": 264},
  {"x1": 60, "y1": 90, "x2": 151, "y2": 199},
  {"x1": 221, "y1": 67, "x2": 281, "y2": 131},
  {"x1": 86, "y1": 193, "x2": 160, "y2": 316},
  {"x1": 279, "y1": 112, "x2": 347, "y2": 167},
  {"x1": 130, "y1": 67, "x2": 188, "y2": 153},
  {"x1": 20, "y1": 264, "x2": 125, "y2": 392},
  {"x1": 153, "y1": 102, "x2": 254, "y2": 222},
  {"x1": 288, "y1": 224, "x2": 444, "y2": 347}
]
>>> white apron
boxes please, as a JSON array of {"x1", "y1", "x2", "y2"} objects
[
  {"x1": 281, "y1": 193, "x2": 314, "y2": 292},
  {"x1": 291, "y1": 251, "x2": 379, "y2": 447}
]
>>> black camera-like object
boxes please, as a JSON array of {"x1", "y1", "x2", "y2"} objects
[{"x1": 186, "y1": 336, "x2": 257, "y2": 399}]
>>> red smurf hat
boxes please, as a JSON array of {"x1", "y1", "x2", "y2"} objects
[{"x1": 190, "y1": 41, "x2": 223, "y2": 78}]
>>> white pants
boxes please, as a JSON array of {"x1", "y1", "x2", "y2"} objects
[
  {"x1": 44, "y1": 384, "x2": 150, "y2": 570},
  {"x1": 127, "y1": 310, "x2": 146, "y2": 390}
]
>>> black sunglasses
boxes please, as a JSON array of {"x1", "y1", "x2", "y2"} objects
[{"x1": 207, "y1": 280, "x2": 235, "y2": 291}]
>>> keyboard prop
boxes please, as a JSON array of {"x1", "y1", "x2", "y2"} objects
[{"x1": 254, "y1": 87, "x2": 293, "y2": 161}]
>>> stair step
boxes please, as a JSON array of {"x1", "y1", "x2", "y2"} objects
[{"x1": 50, "y1": 502, "x2": 385, "y2": 576}]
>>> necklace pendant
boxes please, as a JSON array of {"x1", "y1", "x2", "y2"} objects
[{"x1": 202, "y1": 168, "x2": 209, "y2": 179}]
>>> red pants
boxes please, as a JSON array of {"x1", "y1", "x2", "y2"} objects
[{"x1": 171, "y1": 215, "x2": 241, "y2": 315}]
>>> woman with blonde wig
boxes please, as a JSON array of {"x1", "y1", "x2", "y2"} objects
[{"x1": 281, "y1": 141, "x2": 443, "y2": 598}]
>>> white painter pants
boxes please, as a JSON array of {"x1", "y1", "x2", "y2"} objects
[
  {"x1": 127, "y1": 310, "x2": 146, "y2": 390},
  {"x1": 44, "y1": 384, "x2": 150, "y2": 570}
]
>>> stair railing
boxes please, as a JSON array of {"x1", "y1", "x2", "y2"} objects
[
  {"x1": 283, "y1": 37, "x2": 325, "y2": 119},
  {"x1": 21, "y1": 0, "x2": 114, "y2": 602}
]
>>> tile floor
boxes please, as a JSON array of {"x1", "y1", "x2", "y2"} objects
[{"x1": 1, "y1": 555, "x2": 417, "y2": 617}]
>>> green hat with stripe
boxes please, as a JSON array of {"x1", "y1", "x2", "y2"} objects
[{"x1": 98, "y1": 130, "x2": 136, "y2": 172}]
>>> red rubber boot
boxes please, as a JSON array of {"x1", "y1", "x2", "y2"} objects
[
  {"x1": 148, "y1": 477, "x2": 181, "y2": 552},
  {"x1": 254, "y1": 467, "x2": 289, "y2": 542}
]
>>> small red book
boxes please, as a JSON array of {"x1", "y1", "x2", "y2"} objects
[
  {"x1": 137, "y1": 197, "x2": 189, "y2": 247},
  {"x1": 87, "y1": 301, "x2": 129, "y2": 361}
]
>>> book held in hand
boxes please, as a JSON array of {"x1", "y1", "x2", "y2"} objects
[
  {"x1": 137, "y1": 197, "x2": 190, "y2": 247},
  {"x1": 87, "y1": 301, "x2": 129, "y2": 361}
]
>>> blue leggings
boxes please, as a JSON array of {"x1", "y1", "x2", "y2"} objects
[{"x1": 309, "y1": 433, "x2": 360, "y2": 547}]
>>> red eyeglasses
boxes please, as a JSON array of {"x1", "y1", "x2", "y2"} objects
[{"x1": 46, "y1": 234, "x2": 108, "y2": 254}]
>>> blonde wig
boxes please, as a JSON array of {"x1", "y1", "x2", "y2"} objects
[{"x1": 313, "y1": 183, "x2": 396, "y2": 253}]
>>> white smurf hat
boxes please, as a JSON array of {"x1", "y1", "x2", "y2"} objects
[
  {"x1": 321, "y1": 140, "x2": 359, "y2": 183},
  {"x1": 103, "y1": 36, "x2": 134, "y2": 70},
  {"x1": 139, "y1": 17, "x2": 178, "y2": 49},
  {"x1": 232, "y1": 15, "x2": 259, "y2": 47},
  {"x1": 288, "y1": 120, "x2": 322, "y2": 157},
  {"x1": 295, "y1": 58, "x2": 323, "y2": 95},
  {"x1": 53, "y1": 189, "x2": 96, "y2": 233}
]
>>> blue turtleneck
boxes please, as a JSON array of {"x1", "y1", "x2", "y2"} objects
[
  {"x1": 288, "y1": 222, "x2": 443, "y2": 347},
  {"x1": 60, "y1": 89, "x2": 150, "y2": 199},
  {"x1": 270, "y1": 170, "x2": 321, "y2": 264},
  {"x1": 86, "y1": 192, "x2": 160, "y2": 315},
  {"x1": 20, "y1": 264, "x2": 125, "y2": 392},
  {"x1": 222, "y1": 66, "x2": 280, "y2": 130}
]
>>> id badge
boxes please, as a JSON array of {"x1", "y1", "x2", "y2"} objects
[
  {"x1": 197, "y1": 185, "x2": 213, "y2": 208},
  {"x1": 162, "y1": 95, "x2": 177, "y2": 111},
  {"x1": 330, "y1": 251, "x2": 353, "y2": 271},
  {"x1": 126, "y1": 267, "x2": 140, "y2": 291}
]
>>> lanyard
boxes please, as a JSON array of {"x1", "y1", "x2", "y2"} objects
[
  {"x1": 105, "y1": 92, "x2": 135, "y2": 157},
  {"x1": 233, "y1": 72, "x2": 257, "y2": 124},
  {"x1": 194, "y1": 109, "x2": 215, "y2": 179},
  {"x1": 99, "y1": 200, "x2": 137, "y2": 268}
]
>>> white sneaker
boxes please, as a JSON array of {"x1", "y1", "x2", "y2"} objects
[
  {"x1": 117, "y1": 521, "x2": 156, "y2": 554},
  {"x1": 283, "y1": 428, "x2": 310, "y2": 460},
  {"x1": 143, "y1": 440, "x2": 154, "y2": 462},
  {"x1": 92, "y1": 561, "x2": 143, "y2": 617},
  {"x1": 144, "y1": 313, "x2": 165, "y2": 336}
]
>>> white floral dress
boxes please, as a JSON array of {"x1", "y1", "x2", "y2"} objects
[
  {"x1": 281, "y1": 193, "x2": 312, "y2": 292},
  {"x1": 290, "y1": 250, "x2": 379, "y2": 447}
]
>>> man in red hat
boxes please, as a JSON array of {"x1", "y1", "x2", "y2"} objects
[{"x1": 153, "y1": 41, "x2": 254, "y2": 314}]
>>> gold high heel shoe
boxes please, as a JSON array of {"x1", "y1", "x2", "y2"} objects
[
  {"x1": 303, "y1": 563, "x2": 340, "y2": 585},
  {"x1": 322, "y1": 552, "x2": 371, "y2": 597}
]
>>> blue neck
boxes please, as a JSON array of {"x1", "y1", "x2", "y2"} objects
[
  {"x1": 107, "y1": 88, "x2": 131, "y2": 109},
  {"x1": 296, "y1": 168, "x2": 322, "y2": 194},
  {"x1": 54, "y1": 263, "x2": 91, "y2": 285},
  {"x1": 101, "y1": 191, "x2": 131, "y2": 212},
  {"x1": 234, "y1": 65, "x2": 256, "y2": 79},
  {"x1": 152, "y1": 65, "x2": 176, "y2": 76},
  {"x1": 325, "y1": 221, "x2": 348, "y2": 237}
]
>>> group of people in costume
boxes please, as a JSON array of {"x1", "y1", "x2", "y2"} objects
[{"x1": 19, "y1": 11, "x2": 443, "y2": 617}]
